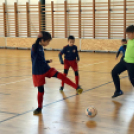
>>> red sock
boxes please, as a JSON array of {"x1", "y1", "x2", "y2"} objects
[
  {"x1": 38, "y1": 92, "x2": 44, "y2": 108},
  {"x1": 57, "y1": 72, "x2": 77, "y2": 89},
  {"x1": 62, "y1": 73, "x2": 67, "y2": 87}
]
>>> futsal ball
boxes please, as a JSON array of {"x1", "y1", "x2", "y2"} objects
[{"x1": 85, "y1": 107, "x2": 97, "y2": 118}]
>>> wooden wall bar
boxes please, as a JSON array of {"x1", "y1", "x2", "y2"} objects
[
  {"x1": 51, "y1": 1, "x2": 54, "y2": 38},
  {"x1": 14, "y1": 3, "x2": 18, "y2": 37},
  {"x1": 108, "y1": 0, "x2": 110, "y2": 39},
  {"x1": 38, "y1": 1, "x2": 41, "y2": 32},
  {"x1": 78, "y1": 0, "x2": 81, "y2": 38},
  {"x1": 64, "y1": 1, "x2": 67, "y2": 38},
  {"x1": 26, "y1": 2, "x2": 30, "y2": 37},
  {"x1": 3, "y1": 3, "x2": 7, "y2": 37},
  {"x1": 0, "y1": 0, "x2": 133, "y2": 39},
  {"x1": 124, "y1": 0, "x2": 126, "y2": 38}
]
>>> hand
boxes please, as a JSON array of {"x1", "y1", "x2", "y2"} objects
[
  {"x1": 49, "y1": 59, "x2": 52, "y2": 63},
  {"x1": 61, "y1": 61, "x2": 64, "y2": 64},
  {"x1": 76, "y1": 60, "x2": 79, "y2": 63},
  {"x1": 38, "y1": 33, "x2": 43, "y2": 38}
]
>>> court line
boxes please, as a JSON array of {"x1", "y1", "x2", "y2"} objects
[
  {"x1": 0, "y1": 60, "x2": 30, "y2": 66},
  {"x1": 0, "y1": 60, "x2": 108, "y2": 78},
  {"x1": 0, "y1": 77, "x2": 31, "y2": 87},
  {"x1": 0, "y1": 75, "x2": 128, "y2": 124},
  {"x1": 0, "y1": 68, "x2": 31, "y2": 74},
  {"x1": 0, "y1": 93, "x2": 10, "y2": 95},
  {"x1": 80, "y1": 61, "x2": 107, "y2": 68},
  {"x1": 0, "y1": 75, "x2": 31, "y2": 79},
  {"x1": 57, "y1": 69, "x2": 110, "y2": 74},
  {"x1": 0, "y1": 57, "x2": 31, "y2": 59},
  {"x1": 0, "y1": 111, "x2": 19, "y2": 115},
  {"x1": 0, "y1": 70, "x2": 109, "y2": 80}
]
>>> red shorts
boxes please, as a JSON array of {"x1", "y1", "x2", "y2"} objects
[
  {"x1": 32, "y1": 68, "x2": 57, "y2": 87},
  {"x1": 64, "y1": 59, "x2": 78, "y2": 71}
]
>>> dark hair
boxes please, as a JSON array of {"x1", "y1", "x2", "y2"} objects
[
  {"x1": 68, "y1": 35, "x2": 75, "y2": 40},
  {"x1": 121, "y1": 39, "x2": 127, "y2": 43},
  {"x1": 41, "y1": 31, "x2": 52, "y2": 41},
  {"x1": 126, "y1": 25, "x2": 134, "y2": 33},
  {"x1": 35, "y1": 31, "x2": 52, "y2": 44}
]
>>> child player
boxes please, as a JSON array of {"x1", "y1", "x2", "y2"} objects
[
  {"x1": 58, "y1": 35, "x2": 80, "y2": 91},
  {"x1": 31, "y1": 31, "x2": 83, "y2": 115},
  {"x1": 111, "y1": 25, "x2": 134, "y2": 98},
  {"x1": 116, "y1": 39, "x2": 127, "y2": 61}
]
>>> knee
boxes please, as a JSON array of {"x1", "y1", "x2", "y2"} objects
[
  {"x1": 111, "y1": 69, "x2": 118, "y2": 77},
  {"x1": 111, "y1": 69, "x2": 116, "y2": 77},
  {"x1": 53, "y1": 71, "x2": 58, "y2": 77},
  {"x1": 75, "y1": 71, "x2": 79, "y2": 76},
  {"x1": 38, "y1": 86, "x2": 44, "y2": 93},
  {"x1": 64, "y1": 69, "x2": 68, "y2": 74}
]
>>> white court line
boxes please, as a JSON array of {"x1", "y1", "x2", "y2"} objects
[
  {"x1": 57, "y1": 61, "x2": 108, "y2": 71},
  {"x1": 0, "y1": 77, "x2": 31, "y2": 87},
  {"x1": 0, "y1": 61, "x2": 107, "y2": 86},
  {"x1": 79, "y1": 61, "x2": 108, "y2": 68}
]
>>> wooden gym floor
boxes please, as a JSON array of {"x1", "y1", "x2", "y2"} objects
[{"x1": 0, "y1": 49, "x2": 134, "y2": 134}]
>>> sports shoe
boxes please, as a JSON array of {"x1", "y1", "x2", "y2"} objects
[
  {"x1": 59, "y1": 86, "x2": 64, "y2": 91},
  {"x1": 76, "y1": 86, "x2": 83, "y2": 95},
  {"x1": 112, "y1": 90, "x2": 123, "y2": 98},
  {"x1": 33, "y1": 108, "x2": 42, "y2": 115}
]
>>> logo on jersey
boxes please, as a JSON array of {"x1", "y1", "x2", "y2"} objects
[
  {"x1": 73, "y1": 49, "x2": 76, "y2": 53},
  {"x1": 39, "y1": 49, "x2": 43, "y2": 51},
  {"x1": 67, "y1": 51, "x2": 70, "y2": 53}
]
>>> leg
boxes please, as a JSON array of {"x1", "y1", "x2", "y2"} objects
[
  {"x1": 61, "y1": 59, "x2": 70, "y2": 89},
  {"x1": 53, "y1": 71, "x2": 77, "y2": 89},
  {"x1": 60, "y1": 69, "x2": 69, "y2": 90},
  {"x1": 126, "y1": 63, "x2": 134, "y2": 87},
  {"x1": 37, "y1": 85, "x2": 44, "y2": 108},
  {"x1": 120, "y1": 56, "x2": 124, "y2": 62},
  {"x1": 75, "y1": 71, "x2": 79, "y2": 86},
  {"x1": 111, "y1": 60, "x2": 127, "y2": 98},
  {"x1": 33, "y1": 85, "x2": 44, "y2": 115},
  {"x1": 71, "y1": 60, "x2": 79, "y2": 86},
  {"x1": 47, "y1": 68, "x2": 83, "y2": 94}
]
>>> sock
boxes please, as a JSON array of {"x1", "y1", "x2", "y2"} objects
[
  {"x1": 38, "y1": 91, "x2": 44, "y2": 109},
  {"x1": 75, "y1": 75, "x2": 79, "y2": 86},
  {"x1": 62, "y1": 73, "x2": 67, "y2": 87},
  {"x1": 57, "y1": 72, "x2": 77, "y2": 89}
]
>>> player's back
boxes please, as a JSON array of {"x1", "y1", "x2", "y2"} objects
[{"x1": 31, "y1": 44, "x2": 50, "y2": 75}]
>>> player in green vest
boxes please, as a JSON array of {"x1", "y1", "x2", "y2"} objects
[{"x1": 111, "y1": 25, "x2": 134, "y2": 98}]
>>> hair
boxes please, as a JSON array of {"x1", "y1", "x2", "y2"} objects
[
  {"x1": 126, "y1": 25, "x2": 134, "y2": 33},
  {"x1": 41, "y1": 31, "x2": 52, "y2": 41},
  {"x1": 121, "y1": 39, "x2": 127, "y2": 43},
  {"x1": 68, "y1": 35, "x2": 75, "y2": 40},
  {"x1": 35, "y1": 31, "x2": 52, "y2": 44}
]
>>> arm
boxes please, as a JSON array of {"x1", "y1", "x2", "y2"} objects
[
  {"x1": 58, "y1": 49, "x2": 65, "y2": 64},
  {"x1": 46, "y1": 60, "x2": 52, "y2": 63},
  {"x1": 116, "y1": 51, "x2": 120, "y2": 58},
  {"x1": 116, "y1": 47, "x2": 122, "y2": 58},
  {"x1": 76, "y1": 47, "x2": 80, "y2": 61},
  {"x1": 46, "y1": 60, "x2": 51, "y2": 63}
]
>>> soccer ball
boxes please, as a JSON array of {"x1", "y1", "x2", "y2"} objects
[{"x1": 85, "y1": 107, "x2": 97, "y2": 118}]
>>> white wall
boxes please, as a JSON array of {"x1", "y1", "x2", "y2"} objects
[
  {"x1": 0, "y1": 0, "x2": 133, "y2": 38},
  {"x1": 45, "y1": 0, "x2": 130, "y2": 39},
  {"x1": 5, "y1": 0, "x2": 39, "y2": 5}
]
